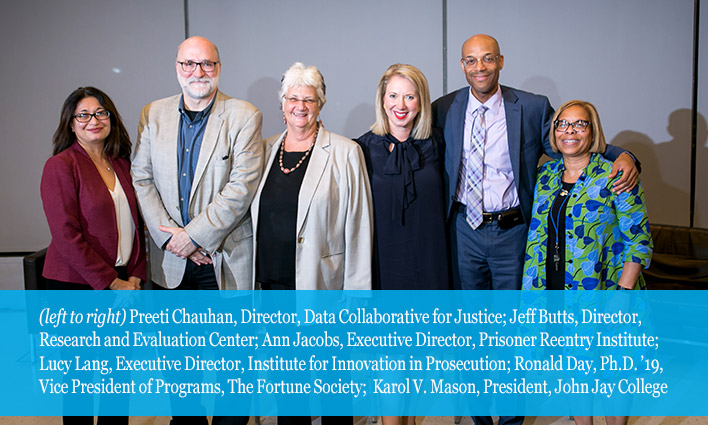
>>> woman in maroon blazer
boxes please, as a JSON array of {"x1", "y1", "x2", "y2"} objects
[{"x1": 41, "y1": 87, "x2": 146, "y2": 292}]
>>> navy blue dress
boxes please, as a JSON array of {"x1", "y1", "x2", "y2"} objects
[{"x1": 356, "y1": 129, "x2": 449, "y2": 290}]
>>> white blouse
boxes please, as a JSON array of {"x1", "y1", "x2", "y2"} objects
[{"x1": 108, "y1": 174, "x2": 135, "y2": 267}]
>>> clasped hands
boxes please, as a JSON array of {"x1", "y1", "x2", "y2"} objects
[{"x1": 159, "y1": 225, "x2": 213, "y2": 265}]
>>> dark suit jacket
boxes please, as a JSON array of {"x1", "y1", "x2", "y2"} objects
[
  {"x1": 432, "y1": 85, "x2": 626, "y2": 224},
  {"x1": 41, "y1": 142, "x2": 147, "y2": 289}
]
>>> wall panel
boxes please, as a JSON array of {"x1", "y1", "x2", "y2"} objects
[
  {"x1": 186, "y1": 0, "x2": 443, "y2": 140},
  {"x1": 696, "y1": 0, "x2": 708, "y2": 229},
  {"x1": 0, "y1": 0, "x2": 185, "y2": 251}
]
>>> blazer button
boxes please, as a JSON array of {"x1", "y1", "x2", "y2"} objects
[{"x1": 297, "y1": 237, "x2": 304, "y2": 244}]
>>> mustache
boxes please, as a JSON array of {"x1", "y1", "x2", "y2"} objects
[{"x1": 187, "y1": 77, "x2": 213, "y2": 84}]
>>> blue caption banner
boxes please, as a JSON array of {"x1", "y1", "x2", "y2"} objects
[{"x1": 0, "y1": 290, "x2": 706, "y2": 416}]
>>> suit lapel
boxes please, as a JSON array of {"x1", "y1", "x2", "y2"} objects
[
  {"x1": 296, "y1": 127, "x2": 330, "y2": 233},
  {"x1": 502, "y1": 86, "x2": 522, "y2": 192},
  {"x1": 191, "y1": 92, "x2": 224, "y2": 201},
  {"x1": 252, "y1": 132, "x2": 283, "y2": 232},
  {"x1": 448, "y1": 88, "x2": 469, "y2": 198},
  {"x1": 161, "y1": 96, "x2": 182, "y2": 222}
]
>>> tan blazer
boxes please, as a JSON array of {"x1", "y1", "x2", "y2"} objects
[
  {"x1": 132, "y1": 91, "x2": 263, "y2": 289},
  {"x1": 251, "y1": 127, "x2": 373, "y2": 290}
]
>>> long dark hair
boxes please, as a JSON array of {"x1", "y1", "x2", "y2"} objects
[{"x1": 52, "y1": 86, "x2": 132, "y2": 159}]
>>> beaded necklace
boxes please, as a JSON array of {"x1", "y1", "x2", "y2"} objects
[{"x1": 279, "y1": 124, "x2": 319, "y2": 175}]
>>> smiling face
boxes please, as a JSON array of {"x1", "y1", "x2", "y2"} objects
[
  {"x1": 283, "y1": 85, "x2": 321, "y2": 133},
  {"x1": 460, "y1": 34, "x2": 504, "y2": 103},
  {"x1": 383, "y1": 75, "x2": 420, "y2": 140},
  {"x1": 176, "y1": 37, "x2": 220, "y2": 103},
  {"x1": 554, "y1": 105, "x2": 593, "y2": 159},
  {"x1": 70, "y1": 96, "x2": 111, "y2": 148}
]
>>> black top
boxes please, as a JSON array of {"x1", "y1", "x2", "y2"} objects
[
  {"x1": 356, "y1": 129, "x2": 449, "y2": 290},
  {"x1": 546, "y1": 181, "x2": 575, "y2": 290},
  {"x1": 256, "y1": 147, "x2": 312, "y2": 290}
]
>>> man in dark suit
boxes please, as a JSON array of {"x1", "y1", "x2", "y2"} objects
[
  {"x1": 432, "y1": 33, "x2": 638, "y2": 425},
  {"x1": 433, "y1": 34, "x2": 638, "y2": 291}
]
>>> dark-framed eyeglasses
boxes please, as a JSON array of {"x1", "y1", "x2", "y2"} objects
[
  {"x1": 177, "y1": 60, "x2": 219, "y2": 73},
  {"x1": 554, "y1": 119, "x2": 590, "y2": 132},
  {"x1": 462, "y1": 54, "x2": 499, "y2": 67},
  {"x1": 73, "y1": 110, "x2": 111, "y2": 123}
]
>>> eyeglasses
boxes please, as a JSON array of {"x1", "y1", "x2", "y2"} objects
[
  {"x1": 554, "y1": 119, "x2": 590, "y2": 132},
  {"x1": 462, "y1": 54, "x2": 499, "y2": 67},
  {"x1": 177, "y1": 60, "x2": 219, "y2": 73},
  {"x1": 73, "y1": 110, "x2": 111, "y2": 123},
  {"x1": 285, "y1": 97, "x2": 318, "y2": 105}
]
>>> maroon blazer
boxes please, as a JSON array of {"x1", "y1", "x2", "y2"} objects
[{"x1": 40, "y1": 142, "x2": 147, "y2": 289}]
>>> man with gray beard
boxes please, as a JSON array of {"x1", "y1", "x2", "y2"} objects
[
  {"x1": 133, "y1": 36, "x2": 263, "y2": 293},
  {"x1": 132, "y1": 35, "x2": 261, "y2": 425}
]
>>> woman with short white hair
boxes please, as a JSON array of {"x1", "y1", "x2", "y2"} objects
[{"x1": 251, "y1": 62, "x2": 373, "y2": 292}]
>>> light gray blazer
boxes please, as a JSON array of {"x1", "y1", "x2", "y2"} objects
[
  {"x1": 251, "y1": 127, "x2": 373, "y2": 290},
  {"x1": 132, "y1": 91, "x2": 264, "y2": 290}
]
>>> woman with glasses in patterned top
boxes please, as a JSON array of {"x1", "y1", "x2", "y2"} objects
[{"x1": 522, "y1": 100, "x2": 653, "y2": 425}]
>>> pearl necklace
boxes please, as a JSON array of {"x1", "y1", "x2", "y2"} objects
[{"x1": 279, "y1": 125, "x2": 319, "y2": 175}]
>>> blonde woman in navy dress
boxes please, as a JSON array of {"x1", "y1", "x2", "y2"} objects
[
  {"x1": 356, "y1": 64, "x2": 449, "y2": 425},
  {"x1": 356, "y1": 64, "x2": 449, "y2": 293}
]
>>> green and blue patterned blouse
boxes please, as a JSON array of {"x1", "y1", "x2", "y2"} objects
[{"x1": 523, "y1": 153, "x2": 653, "y2": 290}]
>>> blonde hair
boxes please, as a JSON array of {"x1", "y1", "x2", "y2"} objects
[
  {"x1": 371, "y1": 64, "x2": 431, "y2": 140},
  {"x1": 549, "y1": 99, "x2": 606, "y2": 153}
]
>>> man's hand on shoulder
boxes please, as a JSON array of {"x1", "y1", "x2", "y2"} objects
[{"x1": 609, "y1": 152, "x2": 639, "y2": 193}]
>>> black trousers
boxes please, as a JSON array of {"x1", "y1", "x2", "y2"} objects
[
  {"x1": 155, "y1": 261, "x2": 248, "y2": 425},
  {"x1": 47, "y1": 273, "x2": 130, "y2": 425}
]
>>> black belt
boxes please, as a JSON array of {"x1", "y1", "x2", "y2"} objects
[{"x1": 455, "y1": 203, "x2": 524, "y2": 229}]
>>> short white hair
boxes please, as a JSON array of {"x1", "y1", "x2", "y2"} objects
[{"x1": 278, "y1": 62, "x2": 326, "y2": 108}]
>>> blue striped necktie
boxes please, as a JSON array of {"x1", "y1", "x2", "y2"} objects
[{"x1": 464, "y1": 104, "x2": 488, "y2": 228}]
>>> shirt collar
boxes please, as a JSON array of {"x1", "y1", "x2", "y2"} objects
[
  {"x1": 466, "y1": 85, "x2": 503, "y2": 116},
  {"x1": 178, "y1": 94, "x2": 216, "y2": 122}
]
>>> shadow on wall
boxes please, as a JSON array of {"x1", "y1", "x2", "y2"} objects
[
  {"x1": 247, "y1": 77, "x2": 282, "y2": 138},
  {"x1": 520, "y1": 76, "x2": 561, "y2": 109},
  {"x1": 344, "y1": 103, "x2": 375, "y2": 140},
  {"x1": 611, "y1": 109, "x2": 707, "y2": 227}
]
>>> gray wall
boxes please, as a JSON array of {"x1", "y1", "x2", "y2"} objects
[{"x1": 1, "y1": 0, "x2": 705, "y2": 252}]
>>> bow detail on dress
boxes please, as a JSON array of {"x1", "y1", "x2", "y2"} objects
[{"x1": 383, "y1": 134, "x2": 421, "y2": 224}]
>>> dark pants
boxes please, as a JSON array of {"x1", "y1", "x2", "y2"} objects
[
  {"x1": 47, "y1": 273, "x2": 130, "y2": 425},
  {"x1": 449, "y1": 206, "x2": 527, "y2": 290},
  {"x1": 155, "y1": 261, "x2": 248, "y2": 425},
  {"x1": 450, "y1": 206, "x2": 526, "y2": 425},
  {"x1": 277, "y1": 417, "x2": 353, "y2": 425},
  {"x1": 472, "y1": 417, "x2": 524, "y2": 425}
]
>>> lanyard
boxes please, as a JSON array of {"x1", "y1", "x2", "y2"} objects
[{"x1": 550, "y1": 188, "x2": 571, "y2": 272}]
